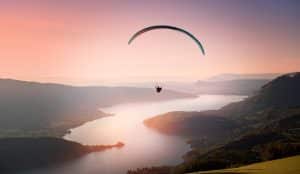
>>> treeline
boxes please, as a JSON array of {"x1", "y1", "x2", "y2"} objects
[
  {"x1": 127, "y1": 133, "x2": 300, "y2": 174},
  {"x1": 173, "y1": 134, "x2": 300, "y2": 174},
  {"x1": 127, "y1": 166, "x2": 171, "y2": 174}
]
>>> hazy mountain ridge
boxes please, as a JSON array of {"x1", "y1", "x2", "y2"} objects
[
  {"x1": 191, "y1": 73, "x2": 277, "y2": 95},
  {"x1": 0, "y1": 78, "x2": 194, "y2": 137},
  {"x1": 194, "y1": 79, "x2": 270, "y2": 95},
  {"x1": 206, "y1": 73, "x2": 280, "y2": 81},
  {"x1": 123, "y1": 73, "x2": 277, "y2": 95},
  {"x1": 126, "y1": 79, "x2": 272, "y2": 95}
]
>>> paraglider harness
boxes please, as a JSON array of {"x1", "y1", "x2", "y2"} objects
[{"x1": 155, "y1": 86, "x2": 162, "y2": 93}]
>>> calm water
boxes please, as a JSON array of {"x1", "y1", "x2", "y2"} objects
[{"x1": 23, "y1": 95, "x2": 246, "y2": 174}]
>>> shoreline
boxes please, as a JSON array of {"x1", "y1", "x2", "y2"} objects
[
  {"x1": 61, "y1": 94, "x2": 197, "y2": 139},
  {"x1": 0, "y1": 137, "x2": 125, "y2": 173},
  {"x1": 61, "y1": 112, "x2": 114, "y2": 138}
]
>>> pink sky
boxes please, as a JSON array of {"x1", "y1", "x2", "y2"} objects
[{"x1": 0, "y1": 1, "x2": 299, "y2": 85}]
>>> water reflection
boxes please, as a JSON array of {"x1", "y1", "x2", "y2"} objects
[{"x1": 24, "y1": 95, "x2": 246, "y2": 174}]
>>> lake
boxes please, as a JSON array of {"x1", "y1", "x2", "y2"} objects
[{"x1": 23, "y1": 95, "x2": 246, "y2": 174}]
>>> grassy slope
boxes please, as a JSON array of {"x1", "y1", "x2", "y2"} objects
[{"x1": 191, "y1": 155, "x2": 300, "y2": 174}]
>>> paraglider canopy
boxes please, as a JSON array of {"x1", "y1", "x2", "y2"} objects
[{"x1": 128, "y1": 25, "x2": 205, "y2": 55}]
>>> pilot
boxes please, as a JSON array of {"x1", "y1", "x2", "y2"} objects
[{"x1": 155, "y1": 86, "x2": 162, "y2": 93}]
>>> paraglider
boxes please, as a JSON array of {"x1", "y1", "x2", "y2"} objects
[
  {"x1": 155, "y1": 86, "x2": 162, "y2": 93},
  {"x1": 128, "y1": 25, "x2": 205, "y2": 93}
]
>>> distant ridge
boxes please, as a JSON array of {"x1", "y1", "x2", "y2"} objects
[{"x1": 206, "y1": 73, "x2": 280, "y2": 81}]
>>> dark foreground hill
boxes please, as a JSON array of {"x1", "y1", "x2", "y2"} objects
[
  {"x1": 137, "y1": 72, "x2": 300, "y2": 174},
  {"x1": 0, "y1": 137, "x2": 124, "y2": 172},
  {"x1": 0, "y1": 79, "x2": 193, "y2": 137}
]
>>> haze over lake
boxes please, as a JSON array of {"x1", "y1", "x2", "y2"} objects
[{"x1": 22, "y1": 95, "x2": 246, "y2": 174}]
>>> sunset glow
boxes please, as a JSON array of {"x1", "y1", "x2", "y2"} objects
[
  {"x1": 1, "y1": 2, "x2": 300, "y2": 174},
  {"x1": 0, "y1": 0, "x2": 299, "y2": 85}
]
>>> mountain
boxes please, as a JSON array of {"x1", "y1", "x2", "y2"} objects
[
  {"x1": 0, "y1": 79, "x2": 194, "y2": 137},
  {"x1": 139, "y1": 72, "x2": 300, "y2": 174},
  {"x1": 117, "y1": 73, "x2": 279, "y2": 95},
  {"x1": 192, "y1": 73, "x2": 281, "y2": 95},
  {"x1": 194, "y1": 79, "x2": 270, "y2": 95},
  {"x1": 127, "y1": 79, "x2": 270, "y2": 95},
  {"x1": 145, "y1": 72, "x2": 300, "y2": 142},
  {"x1": 206, "y1": 73, "x2": 280, "y2": 81},
  {"x1": 124, "y1": 81, "x2": 198, "y2": 95},
  {"x1": 221, "y1": 72, "x2": 300, "y2": 118}
]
